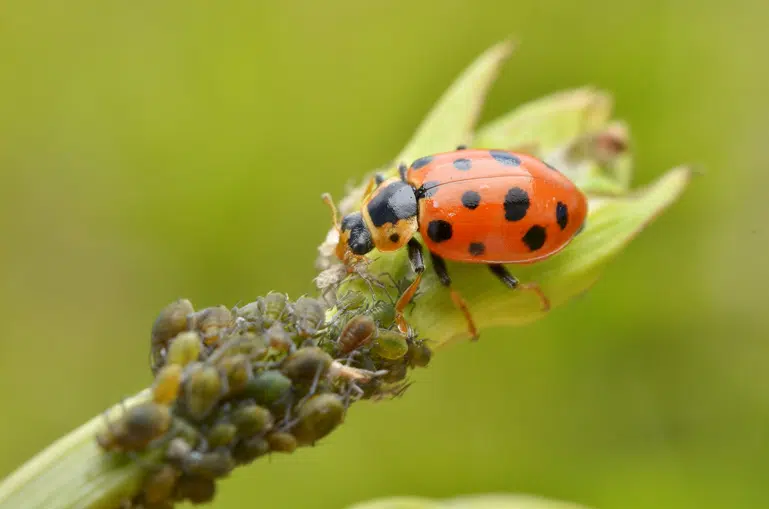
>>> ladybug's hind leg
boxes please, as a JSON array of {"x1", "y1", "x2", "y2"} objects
[
  {"x1": 488, "y1": 264, "x2": 551, "y2": 311},
  {"x1": 430, "y1": 253, "x2": 479, "y2": 341},
  {"x1": 394, "y1": 239, "x2": 425, "y2": 335}
]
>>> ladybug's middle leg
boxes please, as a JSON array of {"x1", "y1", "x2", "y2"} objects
[
  {"x1": 430, "y1": 253, "x2": 479, "y2": 341},
  {"x1": 488, "y1": 264, "x2": 551, "y2": 311},
  {"x1": 394, "y1": 238, "x2": 425, "y2": 335}
]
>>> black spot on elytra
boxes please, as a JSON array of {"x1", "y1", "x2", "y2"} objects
[
  {"x1": 389, "y1": 233, "x2": 400, "y2": 243},
  {"x1": 468, "y1": 242, "x2": 485, "y2": 256},
  {"x1": 522, "y1": 225, "x2": 546, "y2": 251},
  {"x1": 556, "y1": 202, "x2": 568, "y2": 230},
  {"x1": 503, "y1": 187, "x2": 530, "y2": 221},
  {"x1": 366, "y1": 180, "x2": 418, "y2": 227},
  {"x1": 453, "y1": 158, "x2": 472, "y2": 171},
  {"x1": 490, "y1": 150, "x2": 521, "y2": 166},
  {"x1": 461, "y1": 190, "x2": 481, "y2": 210},
  {"x1": 411, "y1": 155, "x2": 433, "y2": 170},
  {"x1": 427, "y1": 220, "x2": 453, "y2": 243},
  {"x1": 416, "y1": 180, "x2": 441, "y2": 199}
]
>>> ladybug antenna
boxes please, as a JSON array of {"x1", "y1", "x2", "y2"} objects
[{"x1": 321, "y1": 193, "x2": 341, "y2": 233}]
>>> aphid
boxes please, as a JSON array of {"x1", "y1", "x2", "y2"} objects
[
  {"x1": 152, "y1": 364, "x2": 183, "y2": 406},
  {"x1": 323, "y1": 148, "x2": 588, "y2": 340},
  {"x1": 231, "y1": 402, "x2": 274, "y2": 438},
  {"x1": 182, "y1": 363, "x2": 226, "y2": 421},
  {"x1": 336, "y1": 315, "x2": 377, "y2": 355},
  {"x1": 292, "y1": 296, "x2": 326, "y2": 337},
  {"x1": 174, "y1": 474, "x2": 216, "y2": 505},
  {"x1": 259, "y1": 292, "x2": 291, "y2": 327},
  {"x1": 280, "y1": 347, "x2": 332, "y2": 388},
  {"x1": 371, "y1": 329, "x2": 409, "y2": 360},
  {"x1": 232, "y1": 436, "x2": 270, "y2": 465},
  {"x1": 142, "y1": 464, "x2": 179, "y2": 506},
  {"x1": 217, "y1": 354, "x2": 253, "y2": 395},
  {"x1": 265, "y1": 323, "x2": 295, "y2": 353},
  {"x1": 266, "y1": 431, "x2": 298, "y2": 453},
  {"x1": 292, "y1": 393, "x2": 345, "y2": 446},
  {"x1": 243, "y1": 370, "x2": 293, "y2": 409},
  {"x1": 165, "y1": 331, "x2": 202, "y2": 368},
  {"x1": 189, "y1": 305, "x2": 234, "y2": 346},
  {"x1": 234, "y1": 300, "x2": 264, "y2": 330},
  {"x1": 150, "y1": 299, "x2": 194, "y2": 373},
  {"x1": 406, "y1": 340, "x2": 432, "y2": 368},
  {"x1": 206, "y1": 421, "x2": 238, "y2": 449},
  {"x1": 96, "y1": 402, "x2": 172, "y2": 453}
]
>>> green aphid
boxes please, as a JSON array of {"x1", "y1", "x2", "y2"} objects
[
  {"x1": 235, "y1": 300, "x2": 264, "y2": 330},
  {"x1": 372, "y1": 329, "x2": 409, "y2": 360},
  {"x1": 232, "y1": 436, "x2": 270, "y2": 465},
  {"x1": 266, "y1": 431, "x2": 298, "y2": 453},
  {"x1": 231, "y1": 402, "x2": 274, "y2": 438},
  {"x1": 243, "y1": 370, "x2": 293, "y2": 408},
  {"x1": 406, "y1": 340, "x2": 432, "y2": 368},
  {"x1": 293, "y1": 393, "x2": 345, "y2": 445},
  {"x1": 367, "y1": 299, "x2": 396, "y2": 327},
  {"x1": 293, "y1": 296, "x2": 326, "y2": 337},
  {"x1": 183, "y1": 363, "x2": 225, "y2": 421},
  {"x1": 206, "y1": 421, "x2": 237, "y2": 449}
]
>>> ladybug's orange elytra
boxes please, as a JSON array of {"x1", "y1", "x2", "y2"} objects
[{"x1": 324, "y1": 147, "x2": 588, "y2": 340}]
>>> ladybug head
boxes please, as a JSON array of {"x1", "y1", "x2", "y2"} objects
[{"x1": 338, "y1": 212, "x2": 374, "y2": 258}]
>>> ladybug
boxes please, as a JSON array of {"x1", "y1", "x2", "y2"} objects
[{"x1": 323, "y1": 146, "x2": 588, "y2": 340}]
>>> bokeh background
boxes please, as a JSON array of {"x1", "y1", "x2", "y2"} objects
[{"x1": 2, "y1": 1, "x2": 768, "y2": 508}]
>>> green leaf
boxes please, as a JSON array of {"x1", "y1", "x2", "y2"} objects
[
  {"x1": 394, "y1": 40, "x2": 516, "y2": 167},
  {"x1": 473, "y1": 87, "x2": 613, "y2": 156},
  {"x1": 346, "y1": 494, "x2": 594, "y2": 509}
]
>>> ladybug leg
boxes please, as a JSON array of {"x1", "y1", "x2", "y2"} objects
[
  {"x1": 398, "y1": 163, "x2": 408, "y2": 182},
  {"x1": 430, "y1": 253, "x2": 479, "y2": 341},
  {"x1": 488, "y1": 264, "x2": 551, "y2": 311},
  {"x1": 321, "y1": 193, "x2": 341, "y2": 234},
  {"x1": 394, "y1": 239, "x2": 425, "y2": 335},
  {"x1": 362, "y1": 172, "x2": 388, "y2": 199}
]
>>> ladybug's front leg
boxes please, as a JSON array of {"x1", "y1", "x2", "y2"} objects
[
  {"x1": 430, "y1": 253, "x2": 479, "y2": 341},
  {"x1": 394, "y1": 238, "x2": 425, "y2": 335},
  {"x1": 488, "y1": 264, "x2": 551, "y2": 311}
]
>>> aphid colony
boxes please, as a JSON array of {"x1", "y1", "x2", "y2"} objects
[{"x1": 98, "y1": 292, "x2": 431, "y2": 508}]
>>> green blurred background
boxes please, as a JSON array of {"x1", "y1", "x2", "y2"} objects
[{"x1": 1, "y1": 1, "x2": 767, "y2": 508}]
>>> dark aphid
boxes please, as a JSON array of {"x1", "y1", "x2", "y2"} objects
[
  {"x1": 231, "y1": 402, "x2": 274, "y2": 438},
  {"x1": 182, "y1": 363, "x2": 226, "y2": 421},
  {"x1": 243, "y1": 370, "x2": 293, "y2": 408},
  {"x1": 337, "y1": 315, "x2": 377, "y2": 355},
  {"x1": 265, "y1": 323, "x2": 295, "y2": 353},
  {"x1": 292, "y1": 393, "x2": 345, "y2": 445},
  {"x1": 165, "y1": 331, "x2": 202, "y2": 368},
  {"x1": 280, "y1": 347, "x2": 333, "y2": 387},
  {"x1": 372, "y1": 329, "x2": 409, "y2": 360},
  {"x1": 150, "y1": 299, "x2": 194, "y2": 374},
  {"x1": 142, "y1": 464, "x2": 179, "y2": 506},
  {"x1": 206, "y1": 421, "x2": 237, "y2": 449},
  {"x1": 406, "y1": 340, "x2": 432, "y2": 368},
  {"x1": 181, "y1": 449, "x2": 235, "y2": 480},
  {"x1": 152, "y1": 364, "x2": 183, "y2": 406},
  {"x1": 232, "y1": 436, "x2": 270, "y2": 465},
  {"x1": 266, "y1": 431, "x2": 297, "y2": 453},
  {"x1": 189, "y1": 305, "x2": 234, "y2": 347},
  {"x1": 96, "y1": 402, "x2": 172, "y2": 453},
  {"x1": 292, "y1": 296, "x2": 326, "y2": 337},
  {"x1": 175, "y1": 474, "x2": 216, "y2": 505},
  {"x1": 380, "y1": 362, "x2": 408, "y2": 384},
  {"x1": 217, "y1": 354, "x2": 252, "y2": 395},
  {"x1": 259, "y1": 292, "x2": 291, "y2": 327}
]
